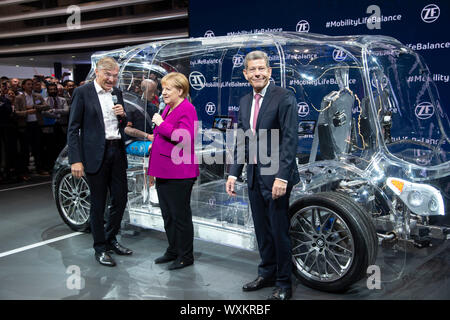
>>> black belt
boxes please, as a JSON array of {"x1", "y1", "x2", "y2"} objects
[{"x1": 106, "y1": 139, "x2": 121, "y2": 146}]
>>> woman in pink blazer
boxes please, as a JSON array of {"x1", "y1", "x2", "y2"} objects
[{"x1": 148, "y1": 72, "x2": 199, "y2": 270}]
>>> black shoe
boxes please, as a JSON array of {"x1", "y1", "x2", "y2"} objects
[
  {"x1": 167, "y1": 259, "x2": 193, "y2": 270},
  {"x1": 95, "y1": 252, "x2": 116, "y2": 267},
  {"x1": 267, "y1": 286, "x2": 292, "y2": 300},
  {"x1": 155, "y1": 254, "x2": 177, "y2": 264},
  {"x1": 242, "y1": 276, "x2": 276, "y2": 292},
  {"x1": 107, "y1": 241, "x2": 133, "y2": 255}
]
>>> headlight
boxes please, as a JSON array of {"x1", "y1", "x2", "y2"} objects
[
  {"x1": 407, "y1": 191, "x2": 423, "y2": 207},
  {"x1": 387, "y1": 177, "x2": 445, "y2": 216},
  {"x1": 428, "y1": 197, "x2": 439, "y2": 212}
]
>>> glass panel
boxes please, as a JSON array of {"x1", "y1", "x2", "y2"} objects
[
  {"x1": 282, "y1": 42, "x2": 369, "y2": 165},
  {"x1": 366, "y1": 42, "x2": 450, "y2": 167}
]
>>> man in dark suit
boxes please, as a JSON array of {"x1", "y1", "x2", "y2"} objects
[
  {"x1": 67, "y1": 56, "x2": 133, "y2": 267},
  {"x1": 226, "y1": 50, "x2": 299, "y2": 300}
]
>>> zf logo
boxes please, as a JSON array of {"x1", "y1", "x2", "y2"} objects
[
  {"x1": 333, "y1": 49, "x2": 347, "y2": 62},
  {"x1": 296, "y1": 20, "x2": 310, "y2": 33},
  {"x1": 333, "y1": 49, "x2": 347, "y2": 61},
  {"x1": 297, "y1": 102, "x2": 309, "y2": 117},
  {"x1": 421, "y1": 4, "x2": 440, "y2": 23},
  {"x1": 204, "y1": 30, "x2": 215, "y2": 37},
  {"x1": 415, "y1": 102, "x2": 434, "y2": 120},
  {"x1": 208, "y1": 197, "x2": 216, "y2": 207},
  {"x1": 189, "y1": 71, "x2": 206, "y2": 90},
  {"x1": 371, "y1": 75, "x2": 388, "y2": 89},
  {"x1": 415, "y1": 149, "x2": 431, "y2": 165},
  {"x1": 205, "y1": 102, "x2": 216, "y2": 116},
  {"x1": 232, "y1": 54, "x2": 244, "y2": 67}
]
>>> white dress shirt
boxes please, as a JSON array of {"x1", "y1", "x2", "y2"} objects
[
  {"x1": 94, "y1": 80, "x2": 121, "y2": 140},
  {"x1": 25, "y1": 92, "x2": 37, "y2": 122}
]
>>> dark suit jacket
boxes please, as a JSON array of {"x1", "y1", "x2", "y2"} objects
[
  {"x1": 67, "y1": 82, "x2": 128, "y2": 174},
  {"x1": 229, "y1": 84, "x2": 300, "y2": 190}
]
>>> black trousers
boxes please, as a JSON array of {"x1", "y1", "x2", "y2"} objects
[
  {"x1": 42, "y1": 124, "x2": 66, "y2": 171},
  {"x1": 25, "y1": 122, "x2": 44, "y2": 172},
  {"x1": 248, "y1": 170, "x2": 293, "y2": 289},
  {"x1": 0, "y1": 124, "x2": 18, "y2": 176},
  {"x1": 85, "y1": 140, "x2": 128, "y2": 253},
  {"x1": 156, "y1": 177, "x2": 196, "y2": 262}
]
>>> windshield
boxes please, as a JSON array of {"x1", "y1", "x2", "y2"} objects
[{"x1": 366, "y1": 41, "x2": 450, "y2": 167}]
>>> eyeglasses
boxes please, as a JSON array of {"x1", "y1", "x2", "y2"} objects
[
  {"x1": 246, "y1": 66, "x2": 269, "y2": 74},
  {"x1": 101, "y1": 70, "x2": 119, "y2": 79}
]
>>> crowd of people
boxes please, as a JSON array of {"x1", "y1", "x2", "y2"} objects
[
  {"x1": 0, "y1": 75, "x2": 80, "y2": 183},
  {"x1": 0, "y1": 73, "x2": 163, "y2": 184}
]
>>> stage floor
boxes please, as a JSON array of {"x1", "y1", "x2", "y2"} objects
[{"x1": 0, "y1": 182, "x2": 449, "y2": 300}]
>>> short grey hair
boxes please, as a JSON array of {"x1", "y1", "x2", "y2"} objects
[
  {"x1": 96, "y1": 56, "x2": 119, "y2": 71},
  {"x1": 141, "y1": 78, "x2": 157, "y2": 91},
  {"x1": 244, "y1": 50, "x2": 270, "y2": 69}
]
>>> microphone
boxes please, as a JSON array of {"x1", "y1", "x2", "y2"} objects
[
  {"x1": 111, "y1": 93, "x2": 122, "y2": 121},
  {"x1": 151, "y1": 103, "x2": 164, "y2": 130}
]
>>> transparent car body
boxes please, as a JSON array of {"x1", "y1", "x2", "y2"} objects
[{"x1": 53, "y1": 32, "x2": 449, "y2": 291}]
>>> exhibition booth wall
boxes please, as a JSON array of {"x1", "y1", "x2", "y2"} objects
[{"x1": 189, "y1": 0, "x2": 450, "y2": 149}]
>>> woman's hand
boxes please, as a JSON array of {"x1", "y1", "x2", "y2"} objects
[
  {"x1": 152, "y1": 113, "x2": 163, "y2": 126},
  {"x1": 148, "y1": 175, "x2": 155, "y2": 187}
]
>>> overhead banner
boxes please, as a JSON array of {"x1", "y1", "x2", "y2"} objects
[{"x1": 189, "y1": 0, "x2": 450, "y2": 116}]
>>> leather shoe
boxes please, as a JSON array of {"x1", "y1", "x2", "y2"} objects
[
  {"x1": 167, "y1": 259, "x2": 193, "y2": 270},
  {"x1": 155, "y1": 254, "x2": 177, "y2": 264},
  {"x1": 267, "y1": 286, "x2": 292, "y2": 300},
  {"x1": 107, "y1": 241, "x2": 133, "y2": 255},
  {"x1": 242, "y1": 276, "x2": 276, "y2": 292},
  {"x1": 95, "y1": 252, "x2": 116, "y2": 267}
]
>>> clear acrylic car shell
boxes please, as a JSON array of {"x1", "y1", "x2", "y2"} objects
[{"x1": 53, "y1": 32, "x2": 449, "y2": 291}]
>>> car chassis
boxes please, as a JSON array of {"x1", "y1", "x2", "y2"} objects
[{"x1": 53, "y1": 32, "x2": 450, "y2": 292}]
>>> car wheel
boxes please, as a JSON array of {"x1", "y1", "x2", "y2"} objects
[
  {"x1": 55, "y1": 168, "x2": 91, "y2": 232},
  {"x1": 289, "y1": 192, "x2": 378, "y2": 292}
]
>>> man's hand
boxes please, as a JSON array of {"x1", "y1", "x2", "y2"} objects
[
  {"x1": 226, "y1": 176, "x2": 237, "y2": 197},
  {"x1": 112, "y1": 104, "x2": 125, "y2": 117},
  {"x1": 272, "y1": 179, "x2": 287, "y2": 200},
  {"x1": 71, "y1": 162, "x2": 84, "y2": 179}
]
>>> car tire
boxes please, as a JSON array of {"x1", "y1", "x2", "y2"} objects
[
  {"x1": 54, "y1": 168, "x2": 91, "y2": 232},
  {"x1": 289, "y1": 192, "x2": 378, "y2": 292}
]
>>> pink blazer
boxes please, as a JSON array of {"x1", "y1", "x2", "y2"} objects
[{"x1": 147, "y1": 98, "x2": 199, "y2": 179}]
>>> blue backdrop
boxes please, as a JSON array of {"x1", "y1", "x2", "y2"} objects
[{"x1": 189, "y1": 0, "x2": 449, "y2": 118}]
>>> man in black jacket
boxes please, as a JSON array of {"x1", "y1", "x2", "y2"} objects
[
  {"x1": 0, "y1": 81, "x2": 18, "y2": 182},
  {"x1": 67, "y1": 57, "x2": 132, "y2": 267},
  {"x1": 226, "y1": 50, "x2": 299, "y2": 300}
]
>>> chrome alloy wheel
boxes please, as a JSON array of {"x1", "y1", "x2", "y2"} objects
[
  {"x1": 58, "y1": 173, "x2": 90, "y2": 226},
  {"x1": 290, "y1": 205, "x2": 355, "y2": 282}
]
